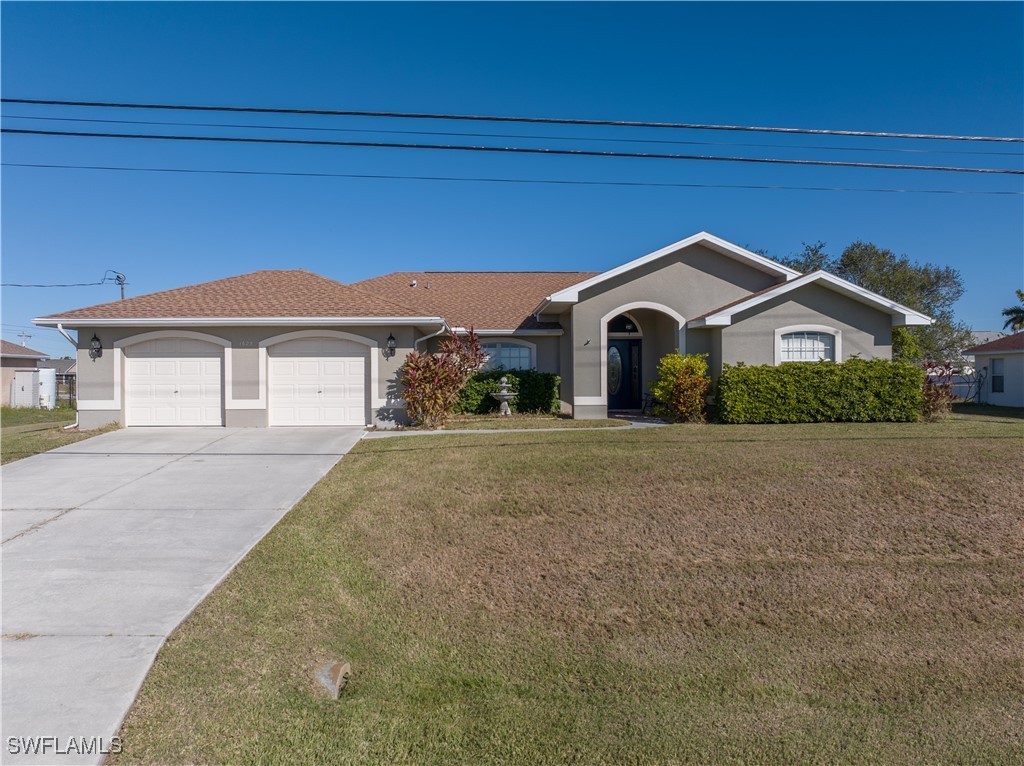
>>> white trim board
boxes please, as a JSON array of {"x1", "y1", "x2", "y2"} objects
[
  {"x1": 687, "y1": 271, "x2": 933, "y2": 328},
  {"x1": 34, "y1": 316, "x2": 444, "y2": 328},
  {"x1": 449, "y1": 328, "x2": 564, "y2": 336}
]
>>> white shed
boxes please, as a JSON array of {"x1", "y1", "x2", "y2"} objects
[{"x1": 965, "y1": 333, "x2": 1024, "y2": 408}]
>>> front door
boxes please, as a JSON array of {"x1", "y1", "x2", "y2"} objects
[{"x1": 608, "y1": 339, "x2": 642, "y2": 410}]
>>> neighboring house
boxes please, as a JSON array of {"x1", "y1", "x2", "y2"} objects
[
  {"x1": 37, "y1": 357, "x2": 78, "y2": 378},
  {"x1": 33, "y1": 231, "x2": 932, "y2": 429},
  {"x1": 964, "y1": 333, "x2": 1024, "y2": 408},
  {"x1": 1, "y1": 339, "x2": 47, "y2": 407}
]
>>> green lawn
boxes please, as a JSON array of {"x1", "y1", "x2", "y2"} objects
[
  {"x1": 0, "y1": 406, "x2": 116, "y2": 464},
  {"x1": 439, "y1": 414, "x2": 626, "y2": 430},
  {"x1": 114, "y1": 415, "x2": 1023, "y2": 765}
]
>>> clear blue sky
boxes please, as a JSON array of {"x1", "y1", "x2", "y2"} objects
[{"x1": 2, "y1": 1, "x2": 1022, "y2": 358}]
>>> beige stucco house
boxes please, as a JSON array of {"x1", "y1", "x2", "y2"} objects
[
  {"x1": 33, "y1": 232, "x2": 932, "y2": 429},
  {"x1": 1, "y1": 339, "x2": 47, "y2": 407}
]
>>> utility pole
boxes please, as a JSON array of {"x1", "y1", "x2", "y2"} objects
[
  {"x1": 115, "y1": 273, "x2": 126, "y2": 300},
  {"x1": 17, "y1": 331, "x2": 32, "y2": 347}
]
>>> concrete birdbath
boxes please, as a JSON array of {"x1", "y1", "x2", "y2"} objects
[{"x1": 490, "y1": 376, "x2": 517, "y2": 416}]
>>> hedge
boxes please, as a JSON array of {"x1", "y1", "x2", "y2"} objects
[
  {"x1": 455, "y1": 369, "x2": 561, "y2": 414},
  {"x1": 715, "y1": 358, "x2": 925, "y2": 424}
]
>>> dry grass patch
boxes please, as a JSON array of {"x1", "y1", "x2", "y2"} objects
[{"x1": 114, "y1": 416, "x2": 1024, "y2": 765}]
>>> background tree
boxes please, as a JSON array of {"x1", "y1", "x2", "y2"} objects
[
  {"x1": 1002, "y1": 289, "x2": 1024, "y2": 332},
  {"x1": 776, "y1": 241, "x2": 972, "y2": 363}
]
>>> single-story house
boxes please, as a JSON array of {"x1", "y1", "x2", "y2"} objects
[
  {"x1": 1, "y1": 339, "x2": 48, "y2": 407},
  {"x1": 33, "y1": 231, "x2": 932, "y2": 429},
  {"x1": 964, "y1": 332, "x2": 1024, "y2": 408}
]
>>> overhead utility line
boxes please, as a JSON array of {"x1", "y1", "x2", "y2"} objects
[
  {"x1": 2, "y1": 269, "x2": 126, "y2": 288},
  {"x1": 4, "y1": 114, "x2": 1021, "y2": 157},
  {"x1": 3, "y1": 98, "x2": 1021, "y2": 143},
  {"x1": 5, "y1": 161, "x2": 1020, "y2": 196},
  {"x1": 5, "y1": 128, "x2": 1021, "y2": 175}
]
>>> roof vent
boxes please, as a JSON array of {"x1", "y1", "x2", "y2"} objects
[{"x1": 410, "y1": 279, "x2": 417, "y2": 288}]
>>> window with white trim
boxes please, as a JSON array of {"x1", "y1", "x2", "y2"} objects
[
  {"x1": 481, "y1": 342, "x2": 533, "y2": 371},
  {"x1": 780, "y1": 331, "x2": 835, "y2": 362},
  {"x1": 991, "y1": 358, "x2": 1005, "y2": 393}
]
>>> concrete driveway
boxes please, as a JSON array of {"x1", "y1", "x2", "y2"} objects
[{"x1": 1, "y1": 426, "x2": 363, "y2": 765}]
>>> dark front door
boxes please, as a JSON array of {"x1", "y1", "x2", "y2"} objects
[{"x1": 608, "y1": 339, "x2": 642, "y2": 410}]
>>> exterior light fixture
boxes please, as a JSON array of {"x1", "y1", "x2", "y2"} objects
[
  {"x1": 383, "y1": 333, "x2": 397, "y2": 359},
  {"x1": 89, "y1": 334, "x2": 103, "y2": 360}
]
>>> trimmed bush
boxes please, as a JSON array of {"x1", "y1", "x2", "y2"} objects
[
  {"x1": 650, "y1": 352, "x2": 711, "y2": 422},
  {"x1": 715, "y1": 358, "x2": 925, "y2": 424},
  {"x1": 455, "y1": 369, "x2": 561, "y2": 414}
]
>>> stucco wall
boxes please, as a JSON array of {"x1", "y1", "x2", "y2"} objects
[
  {"x1": 975, "y1": 352, "x2": 1024, "y2": 407},
  {"x1": 71, "y1": 324, "x2": 430, "y2": 427},
  {"x1": 715, "y1": 283, "x2": 893, "y2": 371},
  {"x1": 569, "y1": 243, "x2": 784, "y2": 411}
]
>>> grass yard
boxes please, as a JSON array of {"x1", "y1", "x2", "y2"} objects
[
  {"x1": 0, "y1": 406, "x2": 117, "y2": 464},
  {"x1": 115, "y1": 414, "x2": 1023, "y2": 765},
  {"x1": 440, "y1": 414, "x2": 626, "y2": 430}
]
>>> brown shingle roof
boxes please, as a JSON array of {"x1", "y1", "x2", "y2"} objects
[
  {"x1": 40, "y1": 270, "x2": 429, "y2": 321},
  {"x1": 1, "y1": 339, "x2": 46, "y2": 358},
  {"x1": 965, "y1": 333, "x2": 1024, "y2": 354},
  {"x1": 351, "y1": 272, "x2": 597, "y2": 330}
]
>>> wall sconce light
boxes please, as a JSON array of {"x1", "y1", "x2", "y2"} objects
[
  {"x1": 89, "y1": 334, "x2": 103, "y2": 360},
  {"x1": 383, "y1": 332, "x2": 397, "y2": 359}
]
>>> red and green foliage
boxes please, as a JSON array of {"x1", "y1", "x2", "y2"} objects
[
  {"x1": 400, "y1": 330, "x2": 486, "y2": 428},
  {"x1": 650, "y1": 352, "x2": 711, "y2": 423}
]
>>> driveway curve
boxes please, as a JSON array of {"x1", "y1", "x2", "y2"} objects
[{"x1": 1, "y1": 427, "x2": 363, "y2": 765}]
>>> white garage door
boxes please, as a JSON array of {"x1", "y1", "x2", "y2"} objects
[
  {"x1": 268, "y1": 337, "x2": 368, "y2": 426},
  {"x1": 124, "y1": 338, "x2": 224, "y2": 426}
]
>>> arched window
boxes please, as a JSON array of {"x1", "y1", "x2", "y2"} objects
[
  {"x1": 780, "y1": 331, "x2": 836, "y2": 362},
  {"x1": 482, "y1": 341, "x2": 533, "y2": 371}
]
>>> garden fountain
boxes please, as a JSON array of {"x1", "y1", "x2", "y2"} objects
[{"x1": 490, "y1": 376, "x2": 517, "y2": 417}]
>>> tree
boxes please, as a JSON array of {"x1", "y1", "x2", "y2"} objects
[
  {"x1": 777, "y1": 241, "x2": 972, "y2": 363},
  {"x1": 1002, "y1": 289, "x2": 1024, "y2": 332}
]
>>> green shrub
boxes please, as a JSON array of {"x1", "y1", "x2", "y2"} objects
[
  {"x1": 455, "y1": 369, "x2": 561, "y2": 414},
  {"x1": 715, "y1": 358, "x2": 925, "y2": 424},
  {"x1": 650, "y1": 352, "x2": 711, "y2": 422}
]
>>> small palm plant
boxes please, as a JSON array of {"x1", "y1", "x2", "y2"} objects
[{"x1": 1002, "y1": 289, "x2": 1024, "y2": 332}]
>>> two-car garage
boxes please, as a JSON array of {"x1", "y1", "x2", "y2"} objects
[{"x1": 122, "y1": 334, "x2": 370, "y2": 427}]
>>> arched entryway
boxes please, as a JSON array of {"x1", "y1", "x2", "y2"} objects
[
  {"x1": 598, "y1": 303, "x2": 686, "y2": 412},
  {"x1": 607, "y1": 313, "x2": 643, "y2": 409}
]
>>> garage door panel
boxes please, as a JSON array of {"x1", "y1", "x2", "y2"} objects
[
  {"x1": 124, "y1": 338, "x2": 224, "y2": 426},
  {"x1": 268, "y1": 337, "x2": 367, "y2": 426}
]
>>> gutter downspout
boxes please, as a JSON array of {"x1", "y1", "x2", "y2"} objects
[
  {"x1": 56, "y1": 323, "x2": 79, "y2": 430},
  {"x1": 414, "y1": 321, "x2": 450, "y2": 350}
]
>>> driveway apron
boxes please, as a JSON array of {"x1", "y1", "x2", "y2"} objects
[{"x1": 1, "y1": 426, "x2": 363, "y2": 765}]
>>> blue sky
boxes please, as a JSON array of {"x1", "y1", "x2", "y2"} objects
[{"x1": 2, "y1": 1, "x2": 1022, "y2": 358}]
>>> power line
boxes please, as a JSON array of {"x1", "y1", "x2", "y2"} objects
[
  {"x1": 4, "y1": 114, "x2": 1021, "y2": 157},
  {"x1": 2, "y1": 269, "x2": 126, "y2": 288},
  {"x1": 5, "y1": 161, "x2": 1021, "y2": 196},
  {"x1": 5, "y1": 128, "x2": 1022, "y2": 175},
  {"x1": 4, "y1": 97, "x2": 1022, "y2": 143}
]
